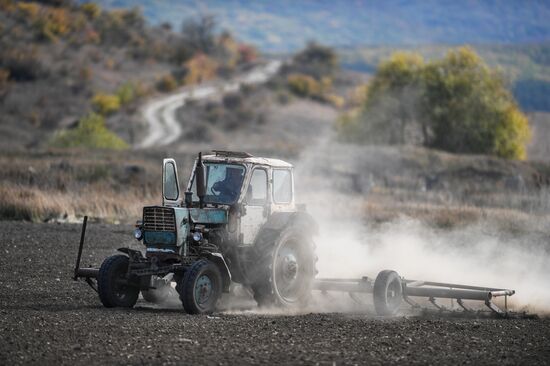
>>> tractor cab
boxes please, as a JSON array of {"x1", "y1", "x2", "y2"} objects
[{"x1": 162, "y1": 150, "x2": 295, "y2": 246}]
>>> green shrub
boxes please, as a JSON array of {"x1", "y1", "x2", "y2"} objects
[
  {"x1": 115, "y1": 82, "x2": 136, "y2": 104},
  {"x1": 49, "y1": 113, "x2": 128, "y2": 150},
  {"x1": 91, "y1": 93, "x2": 120, "y2": 115}
]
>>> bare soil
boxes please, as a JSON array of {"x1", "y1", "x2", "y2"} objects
[{"x1": 1, "y1": 221, "x2": 549, "y2": 365}]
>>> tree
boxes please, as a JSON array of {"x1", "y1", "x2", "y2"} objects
[
  {"x1": 292, "y1": 41, "x2": 338, "y2": 79},
  {"x1": 181, "y1": 14, "x2": 216, "y2": 55},
  {"x1": 358, "y1": 52, "x2": 425, "y2": 144},
  {"x1": 342, "y1": 47, "x2": 531, "y2": 160},
  {"x1": 422, "y1": 47, "x2": 530, "y2": 159}
]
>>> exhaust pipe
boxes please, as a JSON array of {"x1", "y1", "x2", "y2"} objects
[{"x1": 196, "y1": 152, "x2": 206, "y2": 208}]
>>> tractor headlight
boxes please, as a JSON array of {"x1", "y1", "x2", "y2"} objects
[
  {"x1": 192, "y1": 231, "x2": 203, "y2": 242},
  {"x1": 133, "y1": 228, "x2": 143, "y2": 241}
]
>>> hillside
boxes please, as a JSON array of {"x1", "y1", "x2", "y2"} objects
[
  {"x1": 0, "y1": 0, "x2": 257, "y2": 150},
  {"x1": 91, "y1": 0, "x2": 550, "y2": 52}
]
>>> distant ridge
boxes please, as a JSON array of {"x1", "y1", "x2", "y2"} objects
[{"x1": 91, "y1": 0, "x2": 550, "y2": 52}]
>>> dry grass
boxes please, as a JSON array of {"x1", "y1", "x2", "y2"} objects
[
  {"x1": 0, "y1": 183, "x2": 158, "y2": 223},
  {"x1": 363, "y1": 191, "x2": 550, "y2": 235},
  {"x1": 0, "y1": 150, "x2": 186, "y2": 223}
]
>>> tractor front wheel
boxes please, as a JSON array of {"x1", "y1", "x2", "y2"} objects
[
  {"x1": 98, "y1": 255, "x2": 139, "y2": 308},
  {"x1": 178, "y1": 259, "x2": 222, "y2": 314}
]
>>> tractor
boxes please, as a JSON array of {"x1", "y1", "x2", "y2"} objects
[
  {"x1": 74, "y1": 151, "x2": 517, "y2": 316},
  {"x1": 75, "y1": 151, "x2": 317, "y2": 314}
]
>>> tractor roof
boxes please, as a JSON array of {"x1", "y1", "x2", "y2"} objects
[{"x1": 203, "y1": 151, "x2": 293, "y2": 168}]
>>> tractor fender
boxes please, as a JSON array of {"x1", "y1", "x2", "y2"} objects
[
  {"x1": 260, "y1": 211, "x2": 318, "y2": 236},
  {"x1": 204, "y1": 252, "x2": 232, "y2": 293},
  {"x1": 252, "y1": 211, "x2": 318, "y2": 251}
]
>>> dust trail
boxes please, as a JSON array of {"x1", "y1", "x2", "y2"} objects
[{"x1": 293, "y1": 132, "x2": 550, "y2": 315}]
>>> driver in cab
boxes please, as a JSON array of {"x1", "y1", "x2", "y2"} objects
[{"x1": 211, "y1": 167, "x2": 244, "y2": 204}]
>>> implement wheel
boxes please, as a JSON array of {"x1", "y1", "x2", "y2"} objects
[
  {"x1": 98, "y1": 255, "x2": 139, "y2": 308},
  {"x1": 373, "y1": 270, "x2": 403, "y2": 316},
  {"x1": 178, "y1": 259, "x2": 222, "y2": 315}
]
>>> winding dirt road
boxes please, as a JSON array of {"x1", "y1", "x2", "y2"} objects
[{"x1": 137, "y1": 60, "x2": 281, "y2": 149}]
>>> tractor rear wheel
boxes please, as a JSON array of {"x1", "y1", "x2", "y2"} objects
[
  {"x1": 373, "y1": 270, "x2": 403, "y2": 316},
  {"x1": 178, "y1": 259, "x2": 222, "y2": 314},
  {"x1": 252, "y1": 227, "x2": 316, "y2": 308},
  {"x1": 98, "y1": 255, "x2": 139, "y2": 308}
]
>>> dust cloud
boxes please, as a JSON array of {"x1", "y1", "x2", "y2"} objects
[{"x1": 293, "y1": 135, "x2": 550, "y2": 315}]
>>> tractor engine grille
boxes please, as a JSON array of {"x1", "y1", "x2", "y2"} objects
[{"x1": 143, "y1": 206, "x2": 176, "y2": 232}]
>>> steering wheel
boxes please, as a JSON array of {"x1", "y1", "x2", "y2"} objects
[{"x1": 211, "y1": 182, "x2": 222, "y2": 196}]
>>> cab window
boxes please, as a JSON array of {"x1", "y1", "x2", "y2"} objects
[
  {"x1": 163, "y1": 162, "x2": 179, "y2": 200},
  {"x1": 246, "y1": 169, "x2": 268, "y2": 206},
  {"x1": 273, "y1": 169, "x2": 292, "y2": 203}
]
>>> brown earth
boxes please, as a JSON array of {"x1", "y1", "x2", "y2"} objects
[{"x1": 1, "y1": 221, "x2": 549, "y2": 365}]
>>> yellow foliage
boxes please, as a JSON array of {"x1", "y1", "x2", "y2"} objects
[
  {"x1": 183, "y1": 54, "x2": 218, "y2": 85},
  {"x1": 19, "y1": 4, "x2": 72, "y2": 42},
  {"x1": 287, "y1": 74, "x2": 320, "y2": 97},
  {"x1": 47, "y1": 8, "x2": 70, "y2": 35},
  {"x1": 349, "y1": 84, "x2": 369, "y2": 107},
  {"x1": 493, "y1": 106, "x2": 531, "y2": 160},
  {"x1": 16, "y1": 2, "x2": 40, "y2": 20},
  {"x1": 324, "y1": 94, "x2": 345, "y2": 109},
  {"x1": 91, "y1": 93, "x2": 120, "y2": 115}
]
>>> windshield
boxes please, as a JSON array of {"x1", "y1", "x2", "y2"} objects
[{"x1": 191, "y1": 163, "x2": 246, "y2": 205}]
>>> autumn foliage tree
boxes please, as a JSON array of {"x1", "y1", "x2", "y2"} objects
[{"x1": 340, "y1": 47, "x2": 531, "y2": 160}]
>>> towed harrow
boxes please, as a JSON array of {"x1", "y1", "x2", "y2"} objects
[{"x1": 313, "y1": 274, "x2": 516, "y2": 317}]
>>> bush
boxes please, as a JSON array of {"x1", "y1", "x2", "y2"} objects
[
  {"x1": 183, "y1": 54, "x2": 218, "y2": 85},
  {"x1": 116, "y1": 82, "x2": 136, "y2": 104},
  {"x1": 292, "y1": 42, "x2": 338, "y2": 79},
  {"x1": 0, "y1": 48, "x2": 47, "y2": 81},
  {"x1": 49, "y1": 113, "x2": 128, "y2": 150},
  {"x1": 91, "y1": 93, "x2": 120, "y2": 115},
  {"x1": 287, "y1": 73, "x2": 335, "y2": 103},
  {"x1": 287, "y1": 74, "x2": 320, "y2": 97},
  {"x1": 156, "y1": 74, "x2": 178, "y2": 92}
]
